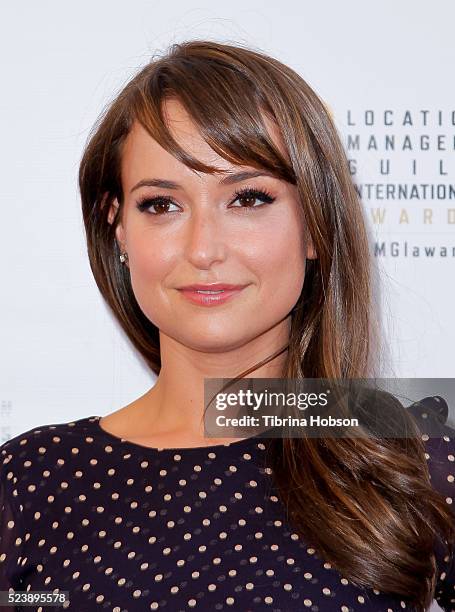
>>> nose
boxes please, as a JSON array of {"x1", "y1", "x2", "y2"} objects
[{"x1": 183, "y1": 206, "x2": 227, "y2": 270}]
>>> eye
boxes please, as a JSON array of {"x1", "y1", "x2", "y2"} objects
[
  {"x1": 134, "y1": 186, "x2": 276, "y2": 216},
  {"x1": 229, "y1": 187, "x2": 276, "y2": 211},
  {"x1": 135, "y1": 195, "x2": 180, "y2": 215}
]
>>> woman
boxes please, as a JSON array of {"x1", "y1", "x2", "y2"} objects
[{"x1": 1, "y1": 40, "x2": 454, "y2": 612}]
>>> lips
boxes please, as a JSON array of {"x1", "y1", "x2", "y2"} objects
[
  {"x1": 178, "y1": 283, "x2": 247, "y2": 291},
  {"x1": 177, "y1": 284, "x2": 249, "y2": 307}
]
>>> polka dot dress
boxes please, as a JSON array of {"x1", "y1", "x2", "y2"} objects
[{"x1": 1, "y1": 397, "x2": 455, "y2": 611}]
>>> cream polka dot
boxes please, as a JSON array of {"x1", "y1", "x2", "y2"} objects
[{"x1": 0, "y1": 408, "x2": 453, "y2": 610}]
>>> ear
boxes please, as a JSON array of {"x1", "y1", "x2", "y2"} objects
[{"x1": 107, "y1": 197, "x2": 126, "y2": 250}]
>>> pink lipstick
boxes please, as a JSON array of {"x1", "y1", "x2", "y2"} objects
[{"x1": 177, "y1": 283, "x2": 248, "y2": 307}]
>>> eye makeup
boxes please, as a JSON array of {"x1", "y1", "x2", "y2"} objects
[{"x1": 135, "y1": 186, "x2": 276, "y2": 216}]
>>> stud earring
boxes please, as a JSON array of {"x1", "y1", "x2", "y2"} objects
[{"x1": 119, "y1": 251, "x2": 128, "y2": 264}]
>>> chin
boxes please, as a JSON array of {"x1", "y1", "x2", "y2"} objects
[{"x1": 179, "y1": 330, "x2": 248, "y2": 353}]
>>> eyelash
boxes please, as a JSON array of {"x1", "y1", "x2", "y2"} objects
[{"x1": 135, "y1": 186, "x2": 276, "y2": 216}]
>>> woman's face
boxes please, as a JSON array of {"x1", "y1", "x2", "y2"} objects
[{"x1": 109, "y1": 98, "x2": 316, "y2": 352}]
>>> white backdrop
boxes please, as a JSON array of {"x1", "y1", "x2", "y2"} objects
[
  {"x1": 2, "y1": 0, "x2": 454, "y2": 432},
  {"x1": 1, "y1": 2, "x2": 454, "y2": 609},
  {"x1": 1, "y1": 0, "x2": 454, "y2": 432}
]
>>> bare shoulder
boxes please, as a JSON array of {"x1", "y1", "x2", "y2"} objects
[{"x1": 98, "y1": 400, "x2": 146, "y2": 438}]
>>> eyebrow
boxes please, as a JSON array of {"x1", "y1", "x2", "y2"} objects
[{"x1": 129, "y1": 170, "x2": 277, "y2": 194}]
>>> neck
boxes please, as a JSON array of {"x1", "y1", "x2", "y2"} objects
[{"x1": 139, "y1": 316, "x2": 291, "y2": 438}]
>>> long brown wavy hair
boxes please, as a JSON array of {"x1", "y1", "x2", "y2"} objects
[{"x1": 78, "y1": 39, "x2": 455, "y2": 610}]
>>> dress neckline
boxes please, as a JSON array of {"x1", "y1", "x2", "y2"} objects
[{"x1": 86, "y1": 415, "x2": 267, "y2": 454}]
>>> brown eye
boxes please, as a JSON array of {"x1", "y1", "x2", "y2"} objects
[
  {"x1": 230, "y1": 187, "x2": 275, "y2": 211},
  {"x1": 136, "y1": 197, "x2": 180, "y2": 215},
  {"x1": 150, "y1": 202, "x2": 171, "y2": 215},
  {"x1": 238, "y1": 194, "x2": 257, "y2": 207}
]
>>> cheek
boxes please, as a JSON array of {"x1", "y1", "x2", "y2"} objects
[
  {"x1": 131, "y1": 247, "x2": 166, "y2": 281},
  {"x1": 126, "y1": 233, "x2": 173, "y2": 314},
  {"x1": 126, "y1": 219, "x2": 176, "y2": 276},
  {"x1": 250, "y1": 221, "x2": 306, "y2": 303}
]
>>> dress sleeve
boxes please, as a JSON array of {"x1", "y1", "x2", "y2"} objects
[
  {"x1": 0, "y1": 443, "x2": 25, "y2": 611},
  {"x1": 407, "y1": 396, "x2": 455, "y2": 611}
]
